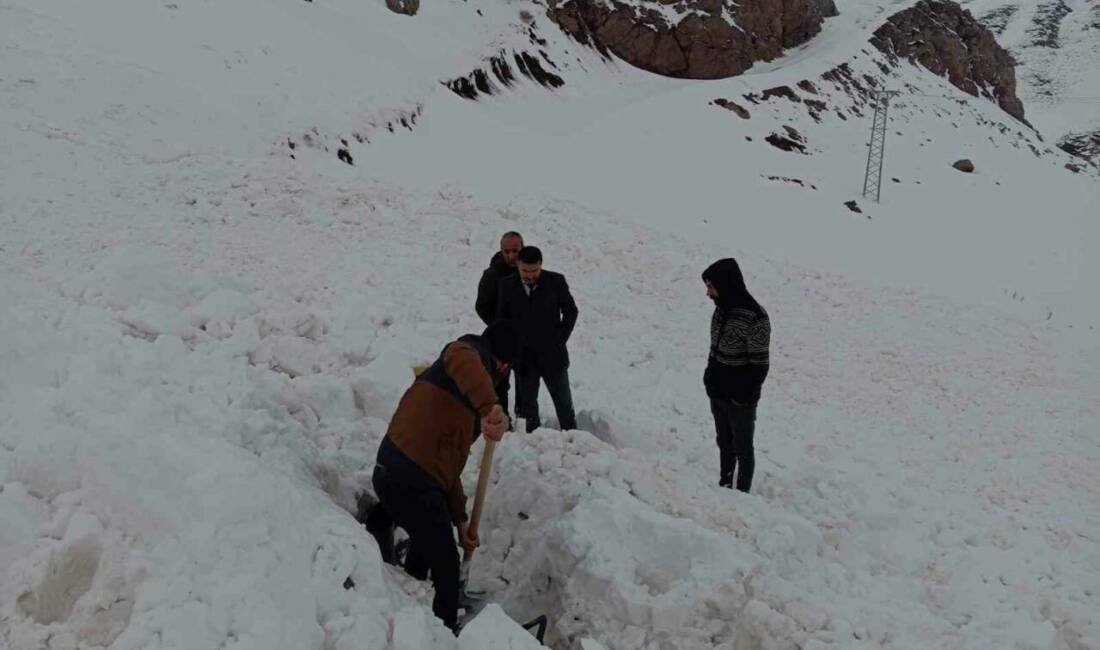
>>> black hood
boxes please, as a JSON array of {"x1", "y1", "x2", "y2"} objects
[
  {"x1": 702, "y1": 258, "x2": 759, "y2": 312},
  {"x1": 489, "y1": 251, "x2": 508, "y2": 267}
]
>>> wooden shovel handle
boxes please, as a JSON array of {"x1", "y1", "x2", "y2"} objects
[
  {"x1": 468, "y1": 438, "x2": 497, "y2": 539},
  {"x1": 463, "y1": 438, "x2": 497, "y2": 563}
]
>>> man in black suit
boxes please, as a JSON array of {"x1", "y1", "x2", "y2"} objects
[{"x1": 496, "y1": 246, "x2": 579, "y2": 432}]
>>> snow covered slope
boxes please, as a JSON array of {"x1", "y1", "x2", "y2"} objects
[
  {"x1": 963, "y1": 0, "x2": 1100, "y2": 162},
  {"x1": 1, "y1": 1, "x2": 1098, "y2": 649}
]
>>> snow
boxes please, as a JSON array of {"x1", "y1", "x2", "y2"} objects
[
  {"x1": 1, "y1": 0, "x2": 1098, "y2": 649},
  {"x1": 606, "y1": 0, "x2": 737, "y2": 29},
  {"x1": 457, "y1": 605, "x2": 543, "y2": 650},
  {"x1": 962, "y1": 0, "x2": 1100, "y2": 148}
]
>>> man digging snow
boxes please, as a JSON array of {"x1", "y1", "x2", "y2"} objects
[{"x1": 365, "y1": 321, "x2": 517, "y2": 632}]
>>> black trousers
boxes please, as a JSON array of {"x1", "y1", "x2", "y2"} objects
[
  {"x1": 371, "y1": 439, "x2": 460, "y2": 631},
  {"x1": 710, "y1": 398, "x2": 757, "y2": 492},
  {"x1": 515, "y1": 364, "x2": 576, "y2": 433},
  {"x1": 496, "y1": 368, "x2": 519, "y2": 420}
]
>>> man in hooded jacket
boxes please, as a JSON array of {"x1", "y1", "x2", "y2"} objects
[
  {"x1": 702, "y1": 258, "x2": 771, "y2": 492},
  {"x1": 365, "y1": 321, "x2": 516, "y2": 632}
]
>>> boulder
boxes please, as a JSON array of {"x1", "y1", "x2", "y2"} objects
[
  {"x1": 548, "y1": 0, "x2": 837, "y2": 79},
  {"x1": 385, "y1": 0, "x2": 419, "y2": 16},
  {"x1": 952, "y1": 158, "x2": 975, "y2": 173}
]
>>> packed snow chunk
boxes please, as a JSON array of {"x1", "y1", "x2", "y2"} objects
[
  {"x1": 392, "y1": 605, "x2": 458, "y2": 650},
  {"x1": 255, "y1": 308, "x2": 329, "y2": 342},
  {"x1": 459, "y1": 604, "x2": 542, "y2": 650},
  {"x1": 752, "y1": 515, "x2": 822, "y2": 574},
  {"x1": 187, "y1": 289, "x2": 252, "y2": 337},
  {"x1": 277, "y1": 374, "x2": 359, "y2": 429},
  {"x1": 67, "y1": 246, "x2": 192, "y2": 311},
  {"x1": 249, "y1": 335, "x2": 323, "y2": 377},
  {"x1": 12, "y1": 531, "x2": 137, "y2": 647},
  {"x1": 0, "y1": 482, "x2": 48, "y2": 571},
  {"x1": 18, "y1": 535, "x2": 102, "y2": 624},
  {"x1": 8, "y1": 445, "x2": 83, "y2": 501},
  {"x1": 574, "y1": 409, "x2": 659, "y2": 452},
  {"x1": 350, "y1": 352, "x2": 418, "y2": 420},
  {"x1": 541, "y1": 487, "x2": 756, "y2": 633},
  {"x1": 575, "y1": 409, "x2": 624, "y2": 448},
  {"x1": 579, "y1": 639, "x2": 611, "y2": 650},
  {"x1": 321, "y1": 612, "x2": 393, "y2": 650},
  {"x1": 117, "y1": 302, "x2": 196, "y2": 341}
]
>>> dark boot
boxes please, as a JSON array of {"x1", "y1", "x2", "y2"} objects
[
  {"x1": 719, "y1": 447, "x2": 735, "y2": 489},
  {"x1": 364, "y1": 501, "x2": 396, "y2": 565}
]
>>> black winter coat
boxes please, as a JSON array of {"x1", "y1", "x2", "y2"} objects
[
  {"x1": 496, "y1": 271, "x2": 578, "y2": 373},
  {"x1": 475, "y1": 252, "x2": 516, "y2": 325}
]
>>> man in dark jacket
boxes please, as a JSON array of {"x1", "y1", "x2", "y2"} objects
[
  {"x1": 365, "y1": 322, "x2": 515, "y2": 632},
  {"x1": 702, "y1": 258, "x2": 770, "y2": 492},
  {"x1": 497, "y1": 246, "x2": 579, "y2": 433},
  {"x1": 475, "y1": 232, "x2": 524, "y2": 419},
  {"x1": 475, "y1": 232, "x2": 523, "y2": 324}
]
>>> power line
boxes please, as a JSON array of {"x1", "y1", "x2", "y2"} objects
[{"x1": 900, "y1": 91, "x2": 1100, "y2": 103}]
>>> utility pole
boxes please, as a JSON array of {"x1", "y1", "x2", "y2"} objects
[{"x1": 862, "y1": 90, "x2": 900, "y2": 203}]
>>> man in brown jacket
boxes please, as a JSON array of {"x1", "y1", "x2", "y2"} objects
[{"x1": 366, "y1": 321, "x2": 516, "y2": 632}]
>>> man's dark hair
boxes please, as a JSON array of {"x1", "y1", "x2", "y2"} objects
[
  {"x1": 501, "y1": 231, "x2": 524, "y2": 245},
  {"x1": 518, "y1": 246, "x2": 542, "y2": 265}
]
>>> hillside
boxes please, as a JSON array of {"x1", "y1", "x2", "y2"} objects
[{"x1": 1, "y1": 1, "x2": 1098, "y2": 649}]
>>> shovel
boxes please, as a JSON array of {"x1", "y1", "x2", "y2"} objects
[
  {"x1": 457, "y1": 432, "x2": 500, "y2": 609},
  {"x1": 456, "y1": 421, "x2": 551, "y2": 644}
]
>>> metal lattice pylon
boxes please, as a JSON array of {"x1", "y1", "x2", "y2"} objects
[{"x1": 862, "y1": 90, "x2": 899, "y2": 203}]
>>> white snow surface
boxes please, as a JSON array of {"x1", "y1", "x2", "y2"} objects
[{"x1": 1, "y1": 0, "x2": 1098, "y2": 649}]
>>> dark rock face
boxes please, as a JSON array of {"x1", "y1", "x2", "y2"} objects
[
  {"x1": 1058, "y1": 130, "x2": 1100, "y2": 166},
  {"x1": 547, "y1": 0, "x2": 838, "y2": 79},
  {"x1": 445, "y1": 50, "x2": 565, "y2": 100},
  {"x1": 870, "y1": 0, "x2": 1026, "y2": 122},
  {"x1": 712, "y1": 98, "x2": 751, "y2": 119},
  {"x1": 766, "y1": 127, "x2": 807, "y2": 153},
  {"x1": 978, "y1": 5, "x2": 1018, "y2": 35},
  {"x1": 1028, "y1": 0, "x2": 1072, "y2": 48}
]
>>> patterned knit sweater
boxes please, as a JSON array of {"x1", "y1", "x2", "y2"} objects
[{"x1": 705, "y1": 305, "x2": 771, "y2": 404}]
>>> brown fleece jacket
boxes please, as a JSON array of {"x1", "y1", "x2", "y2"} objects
[{"x1": 385, "y1": 341, "x2": 498, "y2": 524}]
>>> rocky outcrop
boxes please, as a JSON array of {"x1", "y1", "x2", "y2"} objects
[
  {"x1": 445, "y1": 50, "x2": 565, "y2": 100},
  {"x1": 978, "y1": 5, "x2": 1018, "y2": 35},
  {"x1": 870, "y1": 1, "x2": 1026, "y2": 122},
  {"x1": 711, "y1": 98, "x2": 751, "y2": 119},
  {"x1": 1058, "y1": 130, "x2": 1100, "y2": 166},
  {"x1": 1028, "y1": 0, "x2": 1072, "y2": 48},
  {"x1": 765, "y1": 126, "x2": 807, "y2": 153},
  {"x1": 385, "y1": 0, "x2": 419, "y2": 16},
  {"x1": 547, "y1": 0, "x2": 838, "y2": 79}
]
